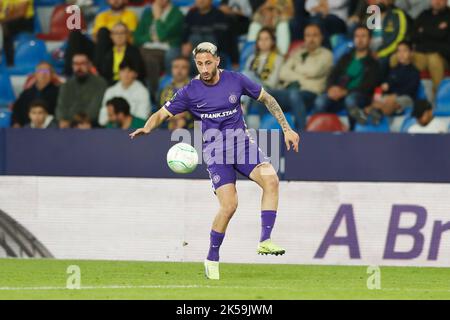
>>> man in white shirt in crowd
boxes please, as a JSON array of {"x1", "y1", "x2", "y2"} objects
[
  {"x1": 99, "y1": 59, "x2": 151, "y2": 127},
  {"x1": 408, "y1": 100, "x2": 448, "y2": 134}
]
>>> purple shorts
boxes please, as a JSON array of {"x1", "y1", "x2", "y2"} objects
[{"x1": 203, "y1": 134, "x2": 269, "y2": 192}]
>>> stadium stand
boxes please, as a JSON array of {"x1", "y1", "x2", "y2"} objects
[
  {"x1": 0, "y1": 73, "x2": 15, "y2": 107},
  {"x1": 305, "y1": 114, "x2": 346, "y2": 132},
  {"x1": 6, "y1": 39, "x2": 49, "y2": 75},
  {"x1": 435, "y1": 79, "x2": 450, "y2": 116},
  {"x1": 0, "y1": 0, "x2": 449, "y2": 133},
  {"x1": 354, "y1": 116, "x2": 390, "y2": 133},
  {"x1": 37, "y1": 4, "x2": 87, "y2": 41}
]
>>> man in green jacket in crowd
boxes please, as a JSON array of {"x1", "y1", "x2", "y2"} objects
[{"x1": 134, "y1": 0, "x2": 184, "y2": 96}]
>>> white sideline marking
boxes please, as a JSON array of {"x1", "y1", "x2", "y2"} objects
[
  {"x1": 0, "y1": 285, "x2": 449, "y2": 294},
  {"x1": 0, "y1": 285, "x2": 205, "y2": 291}
]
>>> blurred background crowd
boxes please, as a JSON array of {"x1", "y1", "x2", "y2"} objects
[{"x1": 1, "y1": 0, "x2": 450, "y2": 134}]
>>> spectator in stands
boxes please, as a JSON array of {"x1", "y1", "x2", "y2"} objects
[
  {"x1": 24, "y1": 99, "x2": 58, "y2": 129},
  {"x1": 313, "y1": 26, "x2": 381, "y2": 127},
  {"x1": 371, "y1": 0, "x2": 409, "y2": 77},
  {"x1": 64, "y1": 0, "x2": 138, "y2": 75},
  {"x1": 159, "y1": 57, "x2": 191, "y2": 106},
  {"x1": 220, "y1": 0, "x2": 253, "y2": 36},
  {"x1": 395, "y1": 0, "x2": 430, "y2": 19},
  {"x1": 181, "y1": 0, "x2": 238, "y2": 71},
  {"x1": 70, "y1": 112, "x2": 93, "y2": 129},
  {"x1": 347, "y1": 0, "x2": 376, "y2": 36},
  {"x1": 134, "y1": 0, "x2": 184, "y2": 97},
  {"x1": 92, "y1": 0, "x2": 138, "y2": 40},
  {"x1": 99, "y1": 59, "x2": 151, "y2": 126},
  {"x1": 278, "y1": 23, "x2": 333, "y2": 130},
  {"x1": 411, "y1": 0, "x2": 450, "y2": 94},
  {"x1": 365, "y1": 41, "x2": 420, "y2": 124},
  {"x1": 0, "y1": 0, "x2": 34, "y2": 66},
  {"x1": 158, "y1": 56, "x2": 193, "y2": 130},
  {"x1": 243, "y1": 27, "x2": 284, "y2": 90},
  {"x1": 247, "y1": 0, "x2": 292, "y2": 55},
  {"x1": 99, "y1": 22, "x2": 145, "y2": 85},
  {"x1": 408, "y1": 99, "x2": 448, "y2": 133},
  {"x1": 290, "y1": 0, "x2": 309, "y2": 41},
  {"x1": 104, "y1": 97, "x2": 147, "y2": 129},
  {"x1": 56, "y1": 53, "x2": 108, "y2": 128},
  {"x1": 12, "y1": 62, "x2": 60, "y2": 128},
  {"x1": 305, "y1": 0, "x2": 349, "y2": 47}
]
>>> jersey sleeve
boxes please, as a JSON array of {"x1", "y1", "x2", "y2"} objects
[
  {"x1": 161, "y1": 86, "x2": 190, "y2": 117},
  {"x1": 237, "y1": 72, "x2": 263, "y2": 100}
]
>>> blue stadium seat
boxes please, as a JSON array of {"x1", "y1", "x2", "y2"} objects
[
  {"x1": 435, "y1": 79, "x2": 450, "y2": 116},
  {"x1": 330, "y1": 34, "x2": 349, "y2": 50},
  {"x1": 0, "y1": 73, "x2": 15, "y2": 106},
  {"x1": 0, "y1": 108, "x2": 12, "y2": 128},
  {"x1": 34, "y1": 0, "x2": 64, "y2": 5},
  {"x1": 333, "y1": 40, "x2": 354, "y2": 63},
  {"x1": 400, "y1": 115, "x2": 417, "y2": 133},
  {"x1": 354, "y1": 117, "x2": 390, "y2": 133},
  {"x1": 14, "y1": 32, "x2": 35, "y2": 44},
  {"x1": 172, "y1": 0, "x2": 195, "y2": 6},
  {"x1": 7, "y1": 39, "x2": 49, "y2": 75},
  {"x1": 93, "y1": 0, "x2": 108, "y2": 5},
  {"x1": 260, "y1": 112, "x2": 295, "y2": 130},
  {"x1": 49, "y1": 41, "x2": 67, "y2": 75},
  {"x1": 239, "y1": 41, "x2": 255, "y2": 71},
  {"x1": 417, "y1": 80, "x2": 427, "y2": 100}
]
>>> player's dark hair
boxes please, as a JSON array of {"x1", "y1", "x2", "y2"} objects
[
  {"x1": 412, "y1": 99, "x2": 432, "y2": 119},
  {"x1": 256, "y1": 27, "x2": 277, "y2": 53},
  {"x1": 119, "y1": 58, "x2": 138, "y2": 73},
  {"x1": 107, "y1": 97, "x2": 131, "y2": 116},
  {"x1": 28, "y1": 99, "x2": 49, "y2": 113}
]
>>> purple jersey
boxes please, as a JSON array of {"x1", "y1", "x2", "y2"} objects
[{"x1": 162, "y1": 70, "x2": 262, "y2": 141}]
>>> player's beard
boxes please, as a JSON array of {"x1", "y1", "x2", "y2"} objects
[{"x1": 201, "y1": 67, "x2": 218, "y2": 84}]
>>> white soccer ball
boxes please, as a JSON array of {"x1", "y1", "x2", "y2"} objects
[{"x1": 166, "y1": 143, "x2": 199, "y2": 174}]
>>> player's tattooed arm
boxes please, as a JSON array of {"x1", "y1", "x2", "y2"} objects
[
  {"x1": 258, "y1": 89, "x2": 301, "y2": 152},
  {"x1": 258, "y1": 89, "x2": 292, "y2": 133}
]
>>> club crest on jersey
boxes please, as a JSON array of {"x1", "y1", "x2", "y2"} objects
[
  {"x1": 229, "y1": 94, "x2": 238, "y2": 104},
  {"x1": 212, "y1": 174, "x2": 221, "y2": 184}
]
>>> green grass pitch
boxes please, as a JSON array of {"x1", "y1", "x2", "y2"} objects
[{"x1": 0, "y1": 258, "x2": 449, "y2": 299}]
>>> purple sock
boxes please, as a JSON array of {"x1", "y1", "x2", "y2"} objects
[
  {"x1": 207, "y1": 230, "x2": 225, "y2": 262},
  {"x1": 260, "y1": 210, "x2": 277, "y2": 242}
]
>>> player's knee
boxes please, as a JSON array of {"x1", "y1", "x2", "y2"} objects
[
  {"x1": 263, "y1": 174, "x2": 279, "y2": 192},
  {"x1": 221, "y1": 200, "x2": 238, "y2": 218}
]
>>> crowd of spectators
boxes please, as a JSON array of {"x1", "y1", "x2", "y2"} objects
[{"x1": 1, "y1": 0, "x2": 450, "y2": 133}]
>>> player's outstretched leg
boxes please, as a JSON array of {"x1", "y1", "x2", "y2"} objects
[
  {"x1": 250, "y1": 163, "x2": 286, "y2": 256},
  {"x1": 204, "y1": 183, "x2": 238, "y2": 280}
]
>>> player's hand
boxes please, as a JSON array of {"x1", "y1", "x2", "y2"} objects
[
  {"x1": 129, "y1": 127, "x2": 150, "y2": 139},
  {"x1": 284, "y1": 129, "x2": 300, "y2": 152}
]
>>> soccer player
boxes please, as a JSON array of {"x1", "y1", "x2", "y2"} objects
[{"x1": 130, "y1": 42, "x2": 300, "y2": 280}]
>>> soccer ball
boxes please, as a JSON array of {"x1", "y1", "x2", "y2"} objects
[{"x1": 166, "y1": 143, "x2": 199, "y2": 174}]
